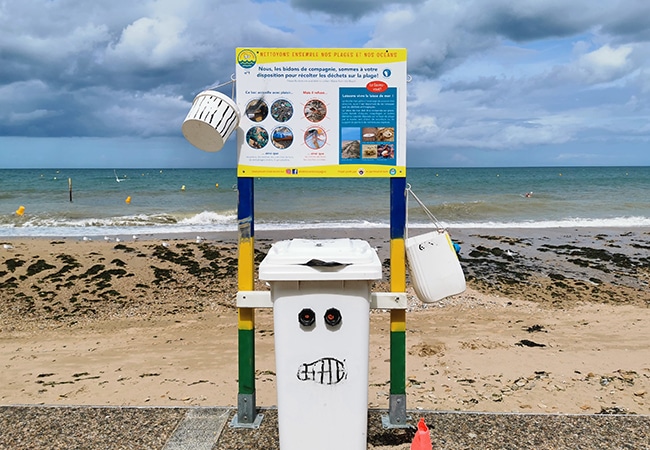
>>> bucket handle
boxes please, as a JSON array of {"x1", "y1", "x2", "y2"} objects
[
  {"x1": 206, "y1": 74, "x2": 237, "y2": 101},
  {"x1": 406, "y1": 184, "x2": 445, "y2": 239}
]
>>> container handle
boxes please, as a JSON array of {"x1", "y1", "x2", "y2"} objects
[{"x1": 406, "y1": 184, "x2": 445, "y2": 239}]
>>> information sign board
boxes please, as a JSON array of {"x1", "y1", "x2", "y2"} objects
[{"x1": 235, "y1": 48, "x2": 407, "y2": 178}]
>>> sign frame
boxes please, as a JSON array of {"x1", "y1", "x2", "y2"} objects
[{"x1": 235, "y1": 48, "x2": 407, "y2": 178}]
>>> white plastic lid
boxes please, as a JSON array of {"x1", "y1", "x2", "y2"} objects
[{"x1": 259, "y1": 238, "x2": 382, "y2": 281}]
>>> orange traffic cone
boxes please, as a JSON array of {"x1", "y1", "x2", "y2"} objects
[{"x1": 411, "y1": 417, "x2": 432, "y2": 450}]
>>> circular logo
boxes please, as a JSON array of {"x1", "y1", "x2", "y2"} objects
[
  {"x1": 389, "y1": 168, "x2": 397, "y2": 175},
  {"x1": 238, "y1": 49, "x2": 257, "y2": 69},
  {"x1": 382, "y1": 68, "x2": 392, "y2": 78}
]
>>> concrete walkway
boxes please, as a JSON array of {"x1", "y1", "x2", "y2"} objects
[{"x1": 1, "y1": 405, "x2": 649, "y2": 449}]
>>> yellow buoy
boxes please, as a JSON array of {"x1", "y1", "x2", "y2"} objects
[
  {"x1": 125, "y1": 196, "x2": 131, "y2": 204},
  {"x1": 181, "y1": 185, "x2": 186, "y2": 191},
  {"x1": 215, "y1": 183, "x2": 219, "y2": 189},
  {"x1": 15, "y1": 205, "x2": 25, "y2": 216}
]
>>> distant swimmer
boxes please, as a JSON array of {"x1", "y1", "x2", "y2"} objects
[{"x1": 524, "y1": 191, "x2": 533, "y2": 198}]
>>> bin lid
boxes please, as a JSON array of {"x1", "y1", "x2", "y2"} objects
[{"x1": 259, "y1": 238, "x2": 382, "y2": 281}]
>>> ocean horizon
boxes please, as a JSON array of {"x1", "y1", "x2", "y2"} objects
[{"x1": 1, "y1": 166, "x2": 649, "y2": 238}]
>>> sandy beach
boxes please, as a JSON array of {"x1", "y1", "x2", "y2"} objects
[{"x1": 1, "y1": 226, "x2": 648, "y2": 420}]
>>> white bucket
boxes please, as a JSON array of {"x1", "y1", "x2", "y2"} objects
[
  {"x1": 182, "y1": 90, "x2": 241, "y2": 152},
  {"x1": 406, "y1": 229, "x2": 466, "y2": 303}
]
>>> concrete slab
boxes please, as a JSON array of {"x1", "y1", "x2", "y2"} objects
[{"x1": 163, "y1": 408, "x2": 231, "y2": 450}]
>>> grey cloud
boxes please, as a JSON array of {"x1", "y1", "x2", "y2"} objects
[
  {"x1": 601, "y1": 1, "x2": 650, "y2": 42},
  {"x1": 2, "y1": 0, "x2": 650, "y2": 158},
  {"x1": 370, "y1": 0, "x2": 650, "y2": 79},
  {"x1": 470, "y1": 2, "x2": 598, "y2": 42},
  {"x1": 441, "y1": 77, "x2": 501, "y2": 93},
  {"x1": 290, "y1": 0, "x2": 424, "y2": 20},
  {"x1": 0, "y1": 0, "x2": 298, "y2": 138},
  {"x1": 472, "y1": 0, "x2": 650, "y2": 45}
]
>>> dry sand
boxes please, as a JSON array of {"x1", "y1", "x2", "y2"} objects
[{"x1": 1, "y1": 227, "x2": 649, "y2": 417}]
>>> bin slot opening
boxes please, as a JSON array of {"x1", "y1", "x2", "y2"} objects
[{"x1": 302, "y1": 259, "x2": 351, "y2": 268}]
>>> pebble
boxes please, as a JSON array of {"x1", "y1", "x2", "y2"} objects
[{"x1": 3, "y1": 406, "x2": 648, "y2": 449}]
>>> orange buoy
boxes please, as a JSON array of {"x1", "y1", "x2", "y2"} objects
[
  {"x1": 125, "y1": 196, "x2": 132, "y2": 204},
  {"x1": 15, "y1": 205, "x2": 25, "y2": 216}
]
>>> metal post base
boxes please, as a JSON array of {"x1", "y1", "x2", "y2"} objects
[
  {"x1": 230, "y1": 393, "x2": 263, "y2": 429},
  {"x1": 382, "y1": 394, "x2": 411, "y2": 429}
]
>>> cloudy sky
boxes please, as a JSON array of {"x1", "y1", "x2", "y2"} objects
[{"x1": 1, "y1": 0, "x2": 649, "y2": 168}]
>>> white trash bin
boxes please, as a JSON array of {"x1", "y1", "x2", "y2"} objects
[{"x1": 259, "y1": 238, "x2": 382, "y2": 450}]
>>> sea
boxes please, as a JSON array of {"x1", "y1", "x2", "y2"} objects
[{"x1": 1, "y1": 166, "x2": 649, "y2": 238}]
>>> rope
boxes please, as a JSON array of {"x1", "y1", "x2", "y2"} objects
[
  {"x1": 204, "y1": 74, "x2": 237, "y2": 101},
  {"x1": 406, "y1": 184, "x2": 445, "y2": 239}
]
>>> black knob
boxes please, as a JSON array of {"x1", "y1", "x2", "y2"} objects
[
  {"x1": 298, "y1": 308, "x2": 316, "y2": 327},
  {"x1": 324, "y1": 308, "x2": 342, "y2": 327}
]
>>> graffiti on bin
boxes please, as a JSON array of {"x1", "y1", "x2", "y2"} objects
[{"x1": 297, "y1": 357, "x2": 347, "y2": 385}]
